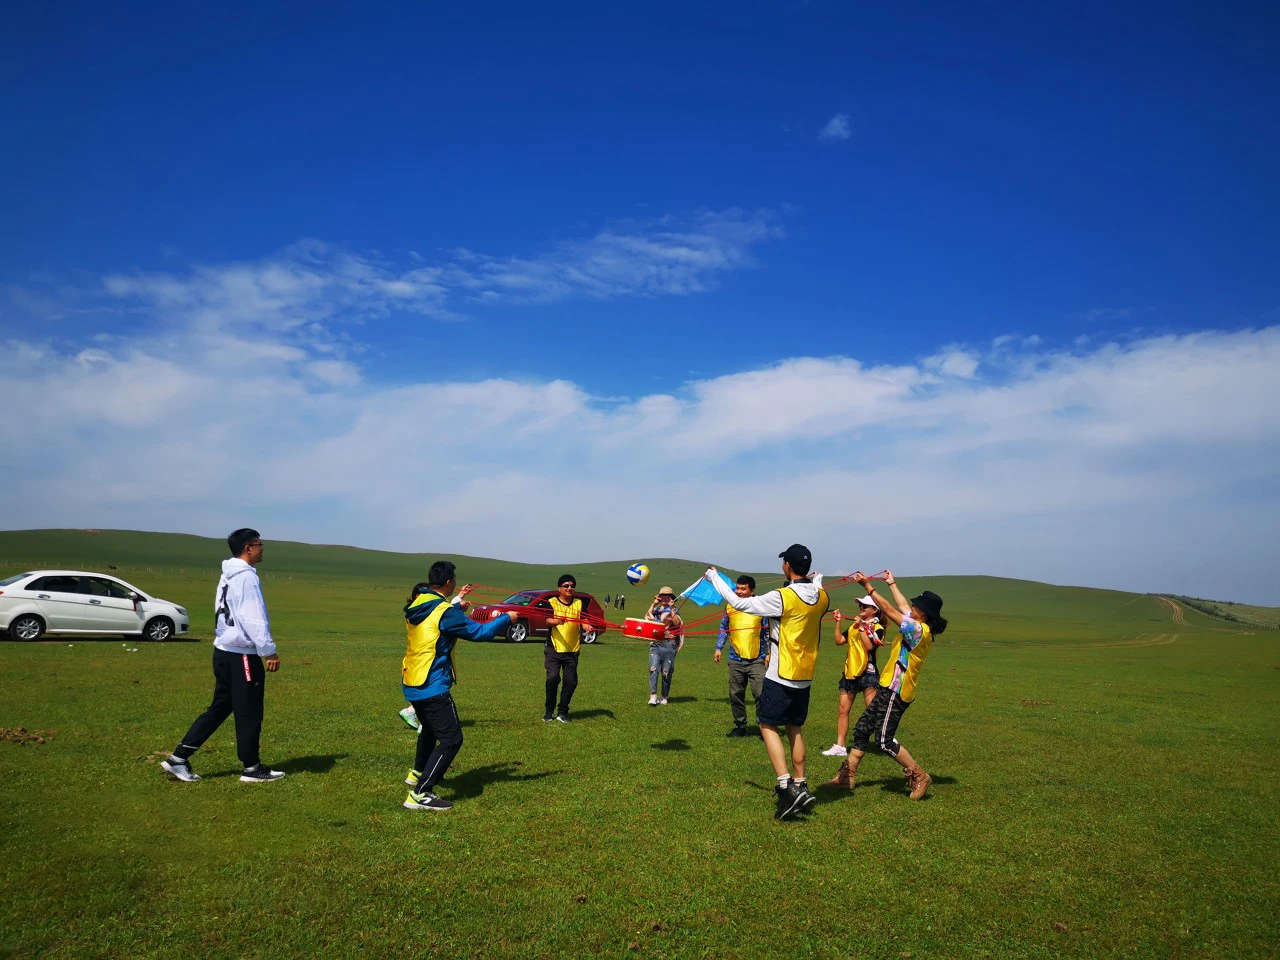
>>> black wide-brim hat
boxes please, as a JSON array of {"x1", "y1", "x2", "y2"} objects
[{"x1": 910, "y1": 590, "x2": 944, "y2": 624}]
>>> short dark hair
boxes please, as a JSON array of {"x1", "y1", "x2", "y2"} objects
[
  {"x1": 428, "y1": 560, "x2": 457, "y2": 587},
  {"x1": 408, "y1": 582, "x2": 433, "y2": 603},
  {"x1": 736, "y1": 574, "x2": 756, "y2": 591},
  {"x1": 227, "y1": 528, "x2": 260, "y2": 557},
  {"x1": 557, "y1": 573, "x2": 576, "y2": 587}
]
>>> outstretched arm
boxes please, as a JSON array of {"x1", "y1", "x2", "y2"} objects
[
  {"x1": 853, "y1": 573, "x2": 905, "y2": 626},
  {"x1": 439, "y1": 605, "x2": 510, "y2": 642},
  {"x1": 883, "y1": 570, "x2": 911, "y2": 617},
  {"x1": 703, "y1": 568, "x2": 784, "y2": 617}
]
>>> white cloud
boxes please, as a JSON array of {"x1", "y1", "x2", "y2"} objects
[
  {"x1": 3, "y1": 246, "x2": 1279, "y2": 602},
  {"x1": 818, "y1": 113, "x2": 852, "y2": 143}
]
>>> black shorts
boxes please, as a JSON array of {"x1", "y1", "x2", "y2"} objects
[
  {"x1": 838, "y1": 669, "x2": 880, "y2": 694},
  {"x1": 757, "y1": 677, "x2": 812, "y2": 728}
]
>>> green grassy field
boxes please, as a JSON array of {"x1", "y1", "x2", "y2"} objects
[{"x1": 1, "y1": 531, "x2": 1277, "y2": 958}]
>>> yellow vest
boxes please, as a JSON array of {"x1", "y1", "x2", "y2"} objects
[
  {"x1": 776, "y1": 584, "x2": 829, "y2": 681},
  {"x1": 402, "y1": 593, "x2": 451, "y2": 687},
  {"x1": 879, "y1": 620, "x2": 933, "y2": 702},
  {"x1": 547, "y1": 597, "x2": 583, "y2": 653},
  {"x1": 842, "y1": 618, "x2": 883, "y2": 680},
  {"x1": 727, "y1": 606, "x2": 764, "y2": 660}
]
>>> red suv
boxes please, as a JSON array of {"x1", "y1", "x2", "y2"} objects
[{"x1": 468, "y1": 590, "x2": 608, "y2": 644}]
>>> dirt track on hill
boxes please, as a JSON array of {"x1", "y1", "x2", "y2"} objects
[
  {"x1": 1156, "y1": 596, "x2": 1189, "y2": 625},
  {"x1": 1082, "y1": 633, "x2": 1179, "y2": 649}
]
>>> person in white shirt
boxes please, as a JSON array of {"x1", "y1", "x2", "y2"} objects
[
  {"x1": 162, "y1": 528, "x2": 284, "y2": 784},
  {"x1": 704, "y1": 544, "x2": 829, "y2": 820}
]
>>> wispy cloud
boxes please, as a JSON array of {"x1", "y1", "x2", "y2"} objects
[{"x1": 818, "y1": 112, "x2": 852, "y2": 143}]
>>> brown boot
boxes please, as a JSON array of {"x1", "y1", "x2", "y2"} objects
[
  {"x1": 826, "y1": 760, "x2": 855, "y2": 790},
  {"x1": 908, "y1": 766, "x2": 931, "y2": 800}
]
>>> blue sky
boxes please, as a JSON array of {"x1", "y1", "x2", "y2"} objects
[{"x1": 2, "y1": 2, "x2": 1278, "y2": 602}]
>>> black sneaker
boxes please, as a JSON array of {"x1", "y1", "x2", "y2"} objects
[
  {"x1": 543, "y1": 712, "x2": 554, "y2": 722},
  {"x1": 774, "y1": 779, "x2": 806, "y2": 820},
  {"x1": 726, "y1": 726, "x2": 748, "y2": 738},
  {"x1": 403, "y1": 789, "x2": 453, "y2": 811},
  {"x1": 161, "y1": 757, "x2": 200, "y2": 782},
  {"x1": 239, "y1": 764, "x2": 286, "y2": 783},
  {"x1": 555, "y1": 713, "x2": 571, "y2": 724},
  {"x1": 795, "y1": 781, "x2": 818, "y2": 811}
]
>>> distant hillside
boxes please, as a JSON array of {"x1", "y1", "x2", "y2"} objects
[{"x1": 0, "y1": 529, "x2": 1271, "y2": 640}]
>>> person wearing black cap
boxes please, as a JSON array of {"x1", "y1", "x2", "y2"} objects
[
  {"x1": 540, "y1": 574, "x2": 587, "y2": 722},
  {"x1": 831, "y1": 570, "x2": 946, "y2": 800},
  {"x1": 704, "y1": 544, "x2": 829, "y2": 820}
]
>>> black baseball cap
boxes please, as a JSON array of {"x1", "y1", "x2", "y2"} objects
[{"x1": 778, "y1": 544, "x2": 812, "y2": 576}]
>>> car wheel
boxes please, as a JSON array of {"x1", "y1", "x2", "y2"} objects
[
  {"x1": 10, "y1": 614, "x2": 45, "y2": 641},
  {"x1": 582, "y1": 629, "x2": 598, "y2": 644},
  {"x1": 508, "y1": 619, "x2": 529, "y2": 643},
  {"x1": 144, "y1": 617, "x2": 174, "y2": 642}
]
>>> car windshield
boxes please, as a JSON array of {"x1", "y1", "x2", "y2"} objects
[
  {"x1": 502, "y1": 593, "x2": 541, "y2": 606},
  {"x1": 0, "y1": 573, "x2": 31, "y2": 587}
]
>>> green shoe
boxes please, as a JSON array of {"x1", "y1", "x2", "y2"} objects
[
  {"x1": 405, "y1": 768, "x2": 422, "y2": 786},
  {"x1": 399, "y1": 707, "x2": 421, "y2": 731}
]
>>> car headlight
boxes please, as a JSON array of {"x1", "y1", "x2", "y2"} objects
[{"x1": 175, "y1": 607, "x2": 188, "y2": 616}]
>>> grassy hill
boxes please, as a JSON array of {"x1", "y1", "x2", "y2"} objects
[{"x1": 0, "y1": 529, "x2": 1258, "y2": 643}]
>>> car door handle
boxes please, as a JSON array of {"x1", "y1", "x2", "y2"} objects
[
  {"x1": 38, "y1": 594, "x2": 51, "y2": 599},
  {"x1": 89, "y1": 599, "x2": 102, "y2": 605}
]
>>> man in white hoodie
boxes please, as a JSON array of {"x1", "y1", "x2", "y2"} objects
[
  {"x1": 704, "y1": 544, "x2": 829, "y2": 820},
  {"x1": 162, "y1": 528, "x2": 284, "y2": 783}
]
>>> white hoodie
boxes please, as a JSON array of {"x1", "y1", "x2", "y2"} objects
[
  {"x1": 214, "y1": 558, "x2": 276, "y2": 658},
  {"x1": 706, "y1": 569, "x2": 825, "y2": 689}
]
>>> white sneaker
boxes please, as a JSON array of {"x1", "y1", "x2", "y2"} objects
[
  {"x1": 161, "y1": 757, "x2": 200, "y2": 782},
  {"x1": 240, "y1": 765, "x2": 286, "y2": 783},
  {"x1": 659, "y1": 698, "x2": 668, "y2": 705},
  {"x1": 648, "y1": 694, "x2": 658, "y2": 706},
  {"x1": 821, "y1": 744, "x2": 848, "y2": 757},
  {"x1": 399, "y1": 706, "x2": 421, "y2": 730}
]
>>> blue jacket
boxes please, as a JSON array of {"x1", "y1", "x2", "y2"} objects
[{"x1": 402, "y1": 594, "x2": 510, "y2": 701}]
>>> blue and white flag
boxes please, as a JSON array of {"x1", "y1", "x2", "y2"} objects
[{"x1": 679, "y1": 571, "x2": 737, "y2": 607}]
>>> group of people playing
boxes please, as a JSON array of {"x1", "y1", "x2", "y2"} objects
[{"x1": 161, "y1": 530, "x2": 948, "y2": 822}]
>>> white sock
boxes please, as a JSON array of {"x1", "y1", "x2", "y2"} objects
[
  {"x1": 778, "y1": 775, "x2": 790, "y2": 789},
  {"x1": 794, "y1": 778, "x2": 807, "y2": 787}
]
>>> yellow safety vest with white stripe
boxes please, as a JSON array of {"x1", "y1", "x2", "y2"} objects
[
  {"x1": 402, "y1": 594, "x2": 451, "y2": 687},
  {"x1": 776, "y1": 584, "x2": 829, "y2": 681},
  {"x1": 547, "y1": 597, "x2": 584, "y2": 653},
  {"x1": 727, "y1": 607, "x2": 764, "y2": 660}
]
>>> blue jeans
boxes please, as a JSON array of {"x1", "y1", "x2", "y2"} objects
[{"x1": 648, "y1": 641, "x2": 677, "y2": 697}]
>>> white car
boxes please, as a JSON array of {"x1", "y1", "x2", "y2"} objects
[{"x1": 0, "y1": 570, "x2": 190, "y2": 642}]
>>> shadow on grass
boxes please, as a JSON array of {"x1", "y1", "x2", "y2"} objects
[
  {"x1": 813, "y1": 772, "x2": 959, "y2": 804},
  {"x1": 568, "y1": 708, "x2": 616, "y2": 721},
  {"x1": 201, "y1": 753, "x2": 349, "y2": 779},
  {"x1": 652, "y1": 738, "x2": 692, "y2": 752},
  {"x1": 664, "y1": 696, "x2": 698, "y2": 704},
  {"x1": 446, "y1": 761, "x2": 560, "y2": 800}
]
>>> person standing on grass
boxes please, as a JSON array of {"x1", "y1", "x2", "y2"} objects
[
  {"x1": 705, "y1": 544, "x2": 829, "y2": 820},
  {"x1": 713, "y1": 575, "x2": 771, "y2": 737},
  {"x1": 402, "y1": 561, "x2": 513, "y2": 812},
  {"x1": 820, "y1": 595, "x2": 885, "y2": 759},
  {"x1": 646, "y1": 586, "x2": 684, "y2": 705},
  {"x1": 398, "y1": 583, "x2": 473, "y2": 731},
  {"x1": 162, "y1": 528, "x2": 284, "y2": 784},
  {"x1": 539, "y1": 574, "x2": 587, "y2": 723},
  {"x1": 828, "y1": 571, "x2": 945, "y2": 800}
]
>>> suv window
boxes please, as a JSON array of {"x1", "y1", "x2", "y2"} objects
[
  {"x1": 0, "y1": 573, "x2": 31, "y2": 587},
  {"x1": 82, "y1": 577, "x2": 134, "y2": 599},
  {"x1": 28, "y1": 575, "x2": 84, "y2": 593}
]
